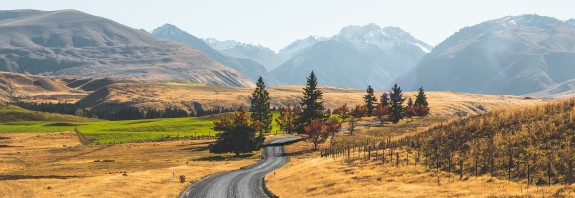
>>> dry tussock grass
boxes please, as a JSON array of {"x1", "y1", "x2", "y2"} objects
[
  {"x1": 0, "y1": 132, "x2": 256, "y2": 197},
  {"x1": 266, "y1": 141, "x2": 574, "y2": 197}
]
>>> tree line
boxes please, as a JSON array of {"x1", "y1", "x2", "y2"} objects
[
  {"x1": 9, "y1": 101, "x2": 239, "y2": 120},
  {"x1": 209, "y1": 71, "x2": 430, "y2": 156}
]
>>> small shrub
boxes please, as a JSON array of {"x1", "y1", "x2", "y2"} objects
[{"x1": 179, "y1": 175, "x2": 186, "y2": 183}]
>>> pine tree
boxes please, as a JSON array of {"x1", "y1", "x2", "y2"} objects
[
  {"x1": 364, "y1": 85, "x2": 377, "y2": 116},
  {"x1": 389, "y1": 83, "x2": 405, "y2": 123},
  {"x1": 381, "y1": 93, "x2": 390, "y2": 106},
  {"x1": 297, "y1": 71, "x2": 325, "y2": 133},
  {"x1": 414, "y1": 87, "x2": 429, "y2": 107},
  {"x1": 414, "y1": 86, "x2": 430, "y2": 117},
  {"x1": 250, "y1": 76, "x2": 272, "y2": 143}
]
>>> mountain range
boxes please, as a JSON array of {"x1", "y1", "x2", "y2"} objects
[
  {"x1": 1, "y1": 9, "x2": 575, "y2": 97},
  {"x1": 272, "y1": 24, "x2": 433, "y2": 89},
  {"x1": 398, "y1": 14, "x2": 575, "y2": 96},
  {"x1": 204, "y1": 38, "x2": 284, "y2": 71},
  {"x1": 151, "y1": 24, "x2": 277, "y2": 84},
  {"x1": 0, "y1": 9, "x2": 254, "y2": 87}
]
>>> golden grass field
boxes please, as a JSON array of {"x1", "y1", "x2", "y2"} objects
[
  {"x1": 266, "y1": 139, "x2": 575, "y2": 198},
  {"x1": 0, "y1": 71, "x2": 549, "y2": 118},
  {"x1": 0, "y1": 132, "x2": 258, "y2": 198}
]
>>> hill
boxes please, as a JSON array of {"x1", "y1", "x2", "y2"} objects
[
  {"x1": 0, "y1": 9, "x2": 253, "y2": 87},
  {"x1": 0, "y1": 102, "x2": 95, "y2": 122},
  {"x1": 402, "y1": 98, "x2": 575, "y2": 184},
  {"x1": 272, "y1": 24, "x2": 432, "y2": 89},
  {"x1": 399, "y1": 14, "x2": 575, "y2": 95}
]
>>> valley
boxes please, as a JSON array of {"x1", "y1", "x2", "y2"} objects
[{"x1": 1, "y1": 2, "x2": 575, "y2": 198}]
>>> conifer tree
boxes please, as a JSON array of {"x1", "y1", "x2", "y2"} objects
[
  {"x1": 297, "y1": 71, "x2": 325, "y2": 133},
  {"x1": 389, "y1": 83, "x2": 405, "y2": 123},
  {"x1": 414, "y1": 87, "x2": 429, "y2": 107},
  {"x1": 250, "y1": 77, "x2": 272, "y2": 142},
  {"x1": 414, "y1": 86, "x2": 430, "y2": 117},
  {"x1": 381, "y1": 93, "x2": 390, "y2": 106},
  {"x1": 364, "y1": 85, "x2": 377, "y2": 116}
]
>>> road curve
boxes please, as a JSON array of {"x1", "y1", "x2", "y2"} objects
[{"x1": 179, "y1": 140, "x2": 294, "y2": 198}]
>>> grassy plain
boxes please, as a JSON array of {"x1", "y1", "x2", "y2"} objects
[
  {"x1": 0, "y1": 132, "x2": 258, "y2": 198},
  {"x1": 0, "y1": 112, "x2": 284, "y2": 144}
]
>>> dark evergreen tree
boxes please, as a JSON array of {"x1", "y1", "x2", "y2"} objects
[
  {"x1": 363, "y1": 85, "x2": 377, "y2": 116},
  {"x1": 414, "y1": 86, "x2": 429, "y2": 107},
  {"x1": 380, "y1": 93, "x2": 390, "y2": 106},
  {"x1": 250, "y1": 77, "x2": 272, "y2": 144},
  {"x1": 388, "y1": 83, "x2": 405, "y2": 123},
  {"x1": 407, "y1": 97, "x2": 414, "y2": 107},
  {"x1": 296, "y1": 71, "x2": 325, "y2": 133},
  {"x1": 414, "y1": 86, "x2": 430, "y2": 117}
]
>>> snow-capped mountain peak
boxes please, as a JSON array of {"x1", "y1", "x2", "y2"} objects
[{"x1": 335, "y1": 24, "x2": 432, "y2": 53}]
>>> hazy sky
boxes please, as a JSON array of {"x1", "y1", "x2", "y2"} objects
[{"x1": 4, "y1": 0, "x2": 574, "y2": 51}]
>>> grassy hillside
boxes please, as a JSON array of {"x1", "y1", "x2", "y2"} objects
[
  {"x1": 408, "y1": 98, "x2": 575, "y2": 185},
  {"x1": 0, "y1": 102, "x2": 96, "y2": 122},
  {"x1": 0, "y1": 111, "x2": 284, "y2": 144}
]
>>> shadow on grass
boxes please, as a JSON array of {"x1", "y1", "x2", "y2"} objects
[
  {"x1": 0, "y1": 144, "x2": 21, "y2": 148},
  {"x1": 284, "y1": 149, "x2": 315, "y2": 156},
  {"x1": 193, "y1": 153, "x2": 255, "y2": 161},
  {"x1": 182, "y1": 146, "x2": 210, "y2": 152},
  {"x1": 0, "y1": 175, "x2": 81, "y2": 181},
  {"x1": 44, "y1": 123, "x2": 85, "y2": 127}
]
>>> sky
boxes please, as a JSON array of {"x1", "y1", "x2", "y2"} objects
[{"x1": 3, "y1": 0, "x2": 575, "y2": 51}]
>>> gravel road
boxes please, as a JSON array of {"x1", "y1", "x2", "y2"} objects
[{"x1": 179, "y1": 137, "x2": 301, "y2": 198}]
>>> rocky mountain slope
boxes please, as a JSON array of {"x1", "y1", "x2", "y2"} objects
[
  {"x1": 272, "y1": 24, "x2": 432, "y2": 89},
  {"x1": 398, "y1": 14, "x2": 575, "y2": 95},
  {"x1": 151, "y1": 24, "x2": 277, "y2": 84},
  {"x1": 0, "y1": 9, "x2": 253, "y2": 87}
]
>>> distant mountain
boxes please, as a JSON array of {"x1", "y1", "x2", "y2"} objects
[
  {"x1": 277, "y1": 36, "x2": 327, "y2": 61},
  {"x1": 0, "y1": 10, "x2": 253, "y2": 87},
  {"x1": 204, "y1": 38, "x2": 240, "y2": 50},
  {"x1": 272, "y1": 24, "x2": 432, "y2": 89},
  {"x1": 398, "y1": 14, "x2": 575, "y2": 95},
  {"x1": 204, "y1": 38, "x2": 283, "y2": 71},
  {"x1": 151, "y1": 24, "x2": 277, "y2": 84}
]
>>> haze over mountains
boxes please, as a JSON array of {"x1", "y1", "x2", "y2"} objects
[
  {"x1": 151, "y1": 24, "x2": 277, "y2": 84},
  {"x1": 0, "y1": 10, "x2": 254, "y2": 87},
  {"x1": 204, "y1": 38, "x2": 284, "y2": 71},
  {"x1": 399, "y1": 14, "x2": 575, "y2": 96},
  {"x1": 1, "y1": 9, "x2": 575, "y2": 97},
  {"x1": 272, "y1": 24, "x2": 433, "y2": 89}
]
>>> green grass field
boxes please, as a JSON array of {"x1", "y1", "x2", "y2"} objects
[{"x1": 0, "y1": 111, "x2": 285, "y2": 144}]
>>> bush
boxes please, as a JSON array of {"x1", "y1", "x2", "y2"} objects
[{"x1": 179, "y1": 175, "x2": 186, "y2": 183}]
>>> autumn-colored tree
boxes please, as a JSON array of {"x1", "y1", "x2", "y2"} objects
[
  {"x1": 325, "y1": 117, "x2": 342, "y2": 146},
  {"x1": 374, "y1": 103, "x2": 390, "y2": 126},
  {"x1": 405, "y1": 97, "x2": 416, "y2": 118},
  {"x1": 348, "y1": 105, "x2": 367, "y2": 136},
  {"x1": 305, "y1": 119, "x2": 328, "y2": 150},
  {"x1": 275, "y1": 105, "x2": 299, "y2": 134},
  {"x1": 336, "y1": 103, "x2": 350, "y2": 122},
  {"x1": 210, "y1": 109, "x2": 258, "y2": 156}
]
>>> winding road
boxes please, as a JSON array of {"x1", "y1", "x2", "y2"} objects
[{"x1": 179, "y1": 137, "x2": 301, "y2": 198}]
